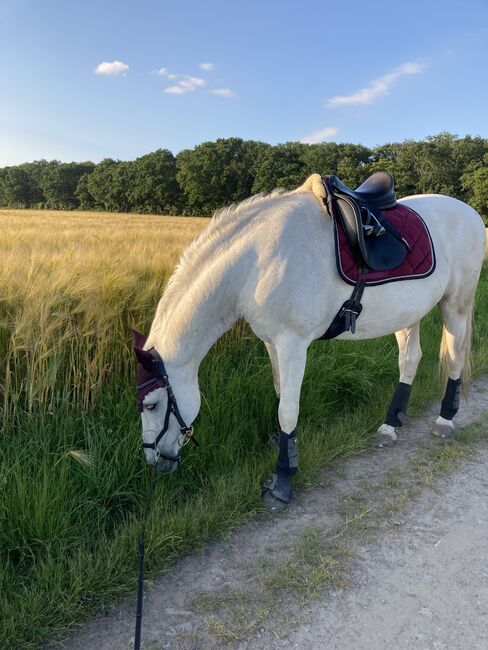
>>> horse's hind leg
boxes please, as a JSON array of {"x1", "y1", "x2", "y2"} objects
[
  {"x1": 376, "y1": 322, "x2": 422, "y2": 448},
  {"x1": 433, "y1": 297, "x2": 473, "y2": 438},
  {"x1": 262, "y1": 334, "x2": 307, "y2": 510}
]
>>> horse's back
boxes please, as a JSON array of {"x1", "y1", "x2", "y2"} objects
[{"x1": 400, "y1": 194, "x2": 486, "y2": 267}]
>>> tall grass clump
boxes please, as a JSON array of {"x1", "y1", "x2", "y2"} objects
[{"x1": 0, "y1": 209, "x2": 487, "y2": 648}]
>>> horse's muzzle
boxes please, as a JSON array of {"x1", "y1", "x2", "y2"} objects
[{"x1": 157, "y1": 457, "x2": 179, "y2": 474}]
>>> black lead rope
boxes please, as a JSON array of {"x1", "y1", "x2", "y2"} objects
[
  {"x1": 134, "y1": 462, "x2": 158, "y2": 650},
  {"x1": 133, "y1": 347, "x2": 199, "y2": 649}
]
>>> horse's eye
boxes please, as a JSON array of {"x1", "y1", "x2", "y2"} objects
[{"x1": 145, "y1": 403, "x2": 157, "y2": 411}]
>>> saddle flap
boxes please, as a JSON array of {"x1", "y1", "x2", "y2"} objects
[
  {"x1": 361, "y1": 229, "x2": 408, "y2": 271},
  {"x1": 334, "y1": 194, "x2": 407, "y2": 271}
]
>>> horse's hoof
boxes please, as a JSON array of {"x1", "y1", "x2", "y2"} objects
[
  {"x1": 432, "y1": 417, "x2": 454, "y2": 439},
  {"x1": 376, "y1": 435, "x2": 397, "y2": 449},
  {"x1": 261, "y1": 473, "x2": 292, "y2": 510},
  {"x1": 375, "y1": 424, "x2": 397, "y2": 449}
]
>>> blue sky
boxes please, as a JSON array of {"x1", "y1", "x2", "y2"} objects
[{"x1": 1, "y1": 0, "x2": 487, "y2": 166}]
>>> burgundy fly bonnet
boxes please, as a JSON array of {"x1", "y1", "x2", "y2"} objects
[{"x1": 132, "y1": 330, "x2": 166, "y2": 411}]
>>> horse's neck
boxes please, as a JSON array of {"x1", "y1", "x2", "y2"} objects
[{"x1": 147, "y1": 259, "x2": 241, "y2": 371}]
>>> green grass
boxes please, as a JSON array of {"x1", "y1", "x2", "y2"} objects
[{"x1": 0, "y1": 211, "x2": 487, "y2": 648}]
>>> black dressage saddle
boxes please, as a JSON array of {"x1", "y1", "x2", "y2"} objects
[{"x1": 323, "y1": 172, "x2": 410, "y2": 271}]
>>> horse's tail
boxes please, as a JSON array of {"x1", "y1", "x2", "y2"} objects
[{"x1": 439, "y1": 300, "x2": 473, "y2": 398}]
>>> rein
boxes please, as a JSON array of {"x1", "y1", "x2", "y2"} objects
[{"x1": 133, "y1": 348, "x2": 198, "y2": 650}]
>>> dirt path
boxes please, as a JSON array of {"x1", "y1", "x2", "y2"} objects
[
  {"x1": 277, "y1": 448, "x2": 488, "y2": 650},
  {"x1": 54, "y1": 377, "x2": 488, "y2": 650}
]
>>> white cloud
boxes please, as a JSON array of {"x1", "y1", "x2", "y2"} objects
[
  {"x1": 164, "y1": 86, "x2": 187, "y2": 94},
  {"x1": 326, "y1": 61, "x2": 425, "y2": 107},
  {"x1": 164, "y1": 76, "x2": 206, "y2": 94},
  {"x1": 156, "y1": 68, "x2": 178, "y2": 79},
  {"x1": 160, "y1": 64, "x2": 234, "y2": 98},
  {"x1": 399, "y1": 62, "x2": 424, "y2": 75},
  {"x1": 180, "y1": 76, "x2": 206, "y2": 89},
  {"x1": 208, "y1": 88, "x2": 235, "y2": 98},
  {"x1": 300, "y1": 126, "x2": 338, "y2": 144},
  {"x1": 94, "y1": 60, "x2": 129, "y2": 76}
]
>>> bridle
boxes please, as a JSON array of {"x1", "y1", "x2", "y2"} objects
[{"x1": 137, "y1": 348, "x2": 199, "y2": 467}]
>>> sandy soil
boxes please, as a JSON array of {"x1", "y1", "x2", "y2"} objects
[{"x1": 52, "y1": 376, "x2": 488, "y2": 650}]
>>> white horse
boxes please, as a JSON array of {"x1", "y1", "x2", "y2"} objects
[{"x1": 133, "y1": 174, "x2": 486, "y2": 509}]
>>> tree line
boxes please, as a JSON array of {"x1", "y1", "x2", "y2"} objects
[{"x1": 1, "y1": 132, "x2": 487, "y2": 223}]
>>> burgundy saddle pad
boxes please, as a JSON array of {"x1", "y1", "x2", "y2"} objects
[{"x1": 334, "y1": 203, "x2": 436, "y2": 286}]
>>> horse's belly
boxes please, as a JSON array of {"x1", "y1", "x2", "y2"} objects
[{"x1": 334, "y1": 273, "x2": 446, "y2": 340}]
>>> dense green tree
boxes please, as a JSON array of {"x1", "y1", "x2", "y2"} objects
[
  {"x1": 74, "y1": 173, "x2": 95, "y2": 210},
  {"x1": 420, "y1": 133, "x2": 460, "y2": 195},
  {"x1": 335, "y1": 143, "x2": 372, "y2": 187},
  {"x1": 252, "y1": 142, "x2": 307, "y2": 193},
  {"x1": 421, "y1": 133, "x2": 488, "y2": 198},
  {"x1": 127, "y1": 149, "x2": 180, "y2": 214},
  {"x1": 370, "y1": 134, "x2": 488, "y2": 199},
  {"x1": 462, "y1": 156, "x2": 488, "y2": 225},
  {"x1": 371, "y1": 140, "x2": 426, "y2": 197},
  {"x1": 300, "y1": 142, "x2": 342, "y2": 177},
  {"x1": 40, "y1": 162, "x2": 95, "y2": 209},
  {"x1": 82, "y1": 159, "x2": 132, "y2": 212},
  {"x1": 370, "y1": 142, "x2": 403, "y2": 177},
  {"x1": 1, "y1": 134, "x2": 487, "y2": 215},
  {"x1": 452, "y1": 135, "x2": 488, "y2": 201},
  {"x1": 0, "y1": 169, "x2": 7, "y2": 206},
  {"x1": 19, "y1": 160, "x2": 52, "y2": 201},
  {"x1": 0, "y1": 167, "x2": 41, "y2": 207},
  {"x1": 177, "y1": 138, "x2": 270, "y2": 215}
]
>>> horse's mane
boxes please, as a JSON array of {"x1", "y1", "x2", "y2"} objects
[
  {"x1": 208, "y1": 188, "x2": 289, "y2": 230},
  {"x1": 160, "y1": 189, "x2": 290, "y2": 309}
]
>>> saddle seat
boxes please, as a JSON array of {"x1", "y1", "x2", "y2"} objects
[
  {"x1": 323, "y1": 172, "x2": 408, "y2": 272},
  {"x1": 328, "y1": 171, "x2": 397, "y2": 210}
]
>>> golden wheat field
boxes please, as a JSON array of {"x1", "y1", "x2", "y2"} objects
[{"x1": 0, "y1": 209, "x2": 208, "y2": 412}]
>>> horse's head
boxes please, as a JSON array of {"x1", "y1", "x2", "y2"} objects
[{"x1": 132, "y1": 330, "x2": 200, "y2": 474}]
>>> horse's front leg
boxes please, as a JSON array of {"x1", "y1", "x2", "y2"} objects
[
  {"x1": 376, "y1": 322, "x2": 422, "y2": 448},
  {"x1": 262, "y1": 334, "x2": 307, "y2": 510},
  {"x1": 264, "y1": 341, "x2": 280, "y2": 400},
  {"x1": 264, "y1": 341, "x2": 281, "y2": 443}
]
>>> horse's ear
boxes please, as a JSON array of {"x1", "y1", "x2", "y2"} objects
[
  {"x1": 134, "y1": 347, "x2": 155, "y2": 372},
  {"x1": 131, "y1": 329, "x2": 147, "y2": 348}
]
